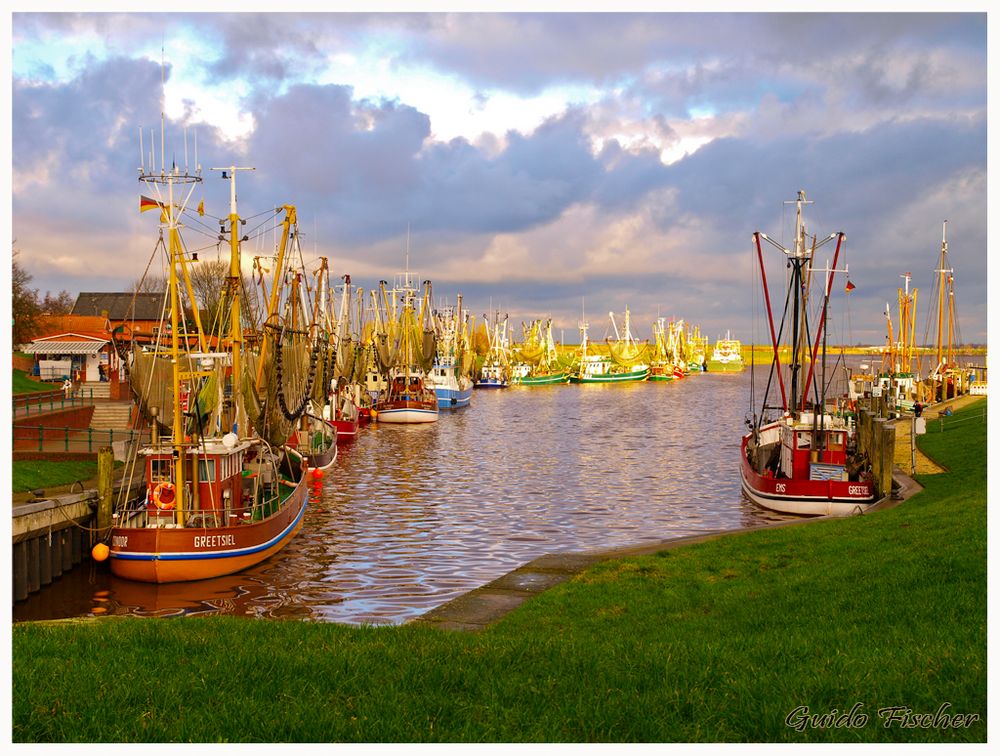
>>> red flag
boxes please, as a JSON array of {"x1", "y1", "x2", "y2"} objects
[{"x1": 845, "y1": 280, "x2": 856, "y2": 293}]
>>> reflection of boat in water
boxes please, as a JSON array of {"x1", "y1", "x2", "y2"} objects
[
  {"x1": 109, "y1": 150, "x2": 308, "y2": 583},
  {"x1": 741, "y1": 191, "x2": 875, "y2": 517},
  {"x1": 103, "y1": 570, "x2": 277, "y2": 618}
]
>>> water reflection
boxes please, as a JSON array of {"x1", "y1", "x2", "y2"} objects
[{"x1": 14, "y1": 371, "x2": 795, "y2": 625}]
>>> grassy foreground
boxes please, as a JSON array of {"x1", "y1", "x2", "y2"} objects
[
  {"x1": 13, "y1": 401, "x2": 986, "y2": 742},
  {"x1": 13, "y1": 368, "x2": 53, "y2": 394}
]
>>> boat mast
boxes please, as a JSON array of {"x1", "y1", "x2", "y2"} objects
[
  {"x1": 139, "y1": 123, "x2": 202, "y2": 523},
  {"x1": 935, "y1": 220, "x2": 952, "y2": 373}
]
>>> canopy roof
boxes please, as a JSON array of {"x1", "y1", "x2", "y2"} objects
[{"x1": 25, "y1": 339, "x2": 108, "y2": 355}]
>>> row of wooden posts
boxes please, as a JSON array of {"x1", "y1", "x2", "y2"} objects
[
  {"x1": 12, "y1": 448, "x2": 119, "y2": 604},
  {"x1": 854, "y1": 402, "x2": 896, "y2": 501}
]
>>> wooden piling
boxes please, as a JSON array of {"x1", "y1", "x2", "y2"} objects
[
  {"x1": 13, "y1": 541, "x2": 28, "y2": 602},
  {"x1": 97, "y1": 446, "x2": 114, "y2": 537},
  {"x1": 39, "y1": 533, "x2": 52, "y2": 586},
  {"x1": 27, "y1": 537, "x2": 40, "y2": 594}
]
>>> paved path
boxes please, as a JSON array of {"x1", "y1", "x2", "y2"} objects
[{"x1": 891, "y1": 394, "x2": 984, "y2": 475}]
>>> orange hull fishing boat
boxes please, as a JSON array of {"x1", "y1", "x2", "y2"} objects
[{"x1": 109, "y1": 133, "x2": 309, "y2": 583}]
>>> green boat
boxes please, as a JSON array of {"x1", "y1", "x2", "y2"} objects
[
  {"x1": 570, "y1": 308, "x2": 649, "y2": 384},
  {"x1": 511, "y1": 319, "x2": 569, "y2": 385},
  {"x1": 513, "y1": 369, "x2": 570, "y2": 385}
]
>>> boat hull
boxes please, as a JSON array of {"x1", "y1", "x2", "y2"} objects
[
  {"x1": 570, "y1": 367, "x2": 649, "y2": 384},
  {"x1": 706, "y1": 359, "x2": 745, "y2": 372},
  {"x1": 109, "y1": 477, "x2": 309, "y2": 583},
  {"x1": 514, "y1": 371, "x2": 569, "y2": 385},
  {"x1": 739, "y1": 433, "x2": 875, "y2": 516},
  {"x1": 333, "y1": 416, "x2": 360, "y2": 442},
  {"x1": 475, "y1": 377, "x2": 509, "y2": 389},
  {"x1": 376, "y1": 407, "x2": 439, "y2": 423},
  {"x1": 433, "y1": 385, "x2": 473, "y2": 408}
]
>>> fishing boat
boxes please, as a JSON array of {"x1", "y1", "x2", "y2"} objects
[
  {"x1": 426, "y1": 296, "x2": 474, "y2": 408},
  {"x1": 921, "y1": 221, "x2": 973, "y2": 401},
  {"x1": 571, "y1": 308, "x2": 649, "y2": 383},
  {"x1": 372, "y1": 270, "x2": 439, "y2": 423},
  {"x1": 321, "y1": 273, "x2": 363, "y2": 442},
  {"x1": 870, "y1": 272, "x2": 920, "y2": 413},
  {"x1": 741, "y1": 191, "x2": 875, "y2": 517},
  {"x1": 109, "y1": 150, "x2": 309, "y2": 583},
  {"x1": 706, "y1": 332, "x2": 745, "y2": 372},
  {"x1": 649, "y1": 317, "x2": 686, "y2": 381},
  {"x1": 511, "y1": 319, "x2": 570, "y2": 385},
  {"x1": 476, "y1": 311, "x2": 511, "y2": 388}
]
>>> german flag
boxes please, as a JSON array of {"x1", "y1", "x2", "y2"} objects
[
  {"x1": 845, "y1": 280, "x2": 856, "y2": 293},
  {"x1": 140, "y1": 195, "x2": 163, "y2": 213}
]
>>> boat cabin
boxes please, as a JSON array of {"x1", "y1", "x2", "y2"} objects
[
  {"x1": 779, "y1": 414, "x2": 850, "y2": 482},
  {"x1": 142, "y1": 440, "x2": 251, "y2": 527}
]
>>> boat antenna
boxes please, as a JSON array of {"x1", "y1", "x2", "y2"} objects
[{"x1": 160, "y1": 42, "x2": 165, "y2": 175}]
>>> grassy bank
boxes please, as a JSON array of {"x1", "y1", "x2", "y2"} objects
[
  {"x1": 13, "y1": 401, "x2": 986, "y2": 742},
  {"x1": 13, "y1": 368, "x2": 53, "y2": 394},
  {"x1": 12, "y1": 460, "x2": 103, "y2": 493}
]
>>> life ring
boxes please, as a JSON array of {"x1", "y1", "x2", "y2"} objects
[{"x1": 153, "y1": 482, "x2": 177, "y2": 510}]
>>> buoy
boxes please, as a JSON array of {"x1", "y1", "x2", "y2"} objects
[
  {"x1": 311, "y1": 468, "x2": 324, "y2": 479},
  {"x1": 92, "y1": 542, "x2": 110, "y2": 562}
]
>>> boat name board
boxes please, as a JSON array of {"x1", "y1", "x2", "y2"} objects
[
  {"x1": 111, "y1": 533, "x2": 239, "y2": 549},
  {"x1": 194, "y1": 534, "x2": 237, "y2": 548}
]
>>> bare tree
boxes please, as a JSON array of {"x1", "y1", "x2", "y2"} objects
[
  {"x1": 40, "y1": 290, "x2": 75, "y2": 315},
  {"x1": 12, "y1": 247, "x2": 40, "y2": 345}
]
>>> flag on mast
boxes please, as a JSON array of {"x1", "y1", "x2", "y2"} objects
[{"x1": 845, "y1": 280, "x2": 856, "y2": 293}]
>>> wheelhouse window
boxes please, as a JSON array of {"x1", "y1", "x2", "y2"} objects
[
  {"x1": 198, "y1": 459, "x2": 217, "y2": 482},
  {"x1": 150, "y1": 458, "x2": 173, "y2": 481}
]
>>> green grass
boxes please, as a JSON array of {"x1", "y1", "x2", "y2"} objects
[
  {"x1": 12, "y1": 460, "x2": 101, "y2": 493},
  {"x1": 13, "y1": 368, "x2": 54, "y2": 394},
  {"x1": 12, "y1": 400, "x2": 986, "y2": 742}
]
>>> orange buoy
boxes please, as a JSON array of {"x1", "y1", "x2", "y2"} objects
[
  {"x1": 92, "y1": 542, "x2": 110, "y2": 562},
  {"x1": 311, "y1": 468, "x2": 324, "y2": 479}
]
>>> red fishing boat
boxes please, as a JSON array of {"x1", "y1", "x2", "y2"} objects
[{"x1": 741, "y1": 191, "x2": 876, "y2": 516}]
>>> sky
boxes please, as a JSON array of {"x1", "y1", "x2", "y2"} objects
[{"x1": 5, "y1": 5, "x2": 991, "y2": 347}]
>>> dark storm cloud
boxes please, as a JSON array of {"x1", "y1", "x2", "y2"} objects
[{"x1": 244, "y1": 88, "x2": 635, "y2": 245}]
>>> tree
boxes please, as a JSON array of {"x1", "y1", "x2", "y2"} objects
[
  {"x1": 12, "y1": 247, "x2": 40, "y2": 345},
  {"x1": 39, "y1": 290, "x2": 75, "y2": 315}
]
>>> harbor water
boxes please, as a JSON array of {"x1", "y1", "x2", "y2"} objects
[{"x1": 14, "y1": 371, "x2": 792, "y2": 625}]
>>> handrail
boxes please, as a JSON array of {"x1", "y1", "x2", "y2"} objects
[
  {"x1": 11, "y1": 391, "x2": 99, "y2": 418},
  {"x1": 12, "y1": 425, "x2": 150, "y2": 454}
]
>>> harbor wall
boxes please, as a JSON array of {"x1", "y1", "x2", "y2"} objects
[
  {"x1": 12, "y1": 406, "x2": 96, "y2": 449},
  {"x1": 855, "y1": 406, "x2": 896, "y2": 500},
  {"x1": 11, "y1": 479, "x2": 144, "y2": 603}
]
